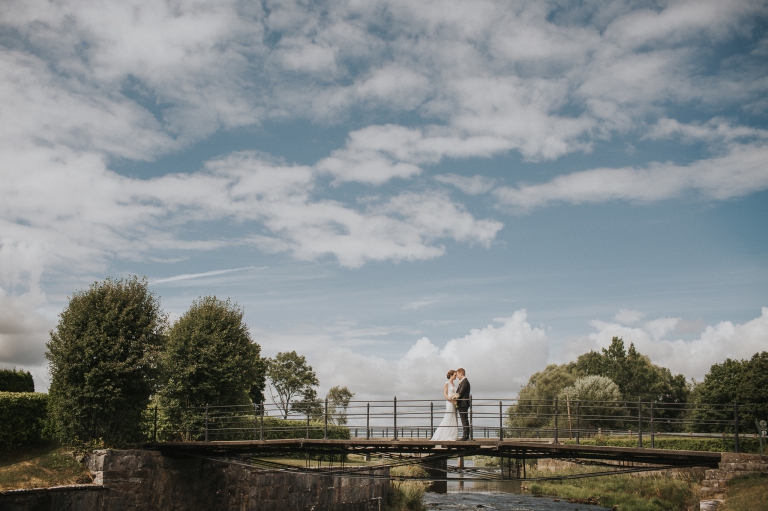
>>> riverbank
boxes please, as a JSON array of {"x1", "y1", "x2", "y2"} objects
[{"x1": 0, "y1": 442, "x2": 91, "y2": 491}]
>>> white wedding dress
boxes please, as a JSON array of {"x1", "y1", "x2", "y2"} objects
[{"x1": 430, "y1": 381, "x2": 458, "y2": 441}]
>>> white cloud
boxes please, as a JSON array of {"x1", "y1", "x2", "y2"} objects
[
  {"x1": 493, "y1": 142, "x2": 768, "y2": 211},
  {"x1": 614, "y1": 309, "x2": 645, "y2": 324},
  {"x1": 560, "y1": 308, "x2": 768, "y2": 380},
  {"x1": 308, "y1": 310, "x2": 549, "y2": 401},
  {"x1": 435, "y1": 174, "x2": 496, "y2": 195}
]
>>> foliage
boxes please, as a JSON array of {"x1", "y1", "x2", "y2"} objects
[
  {"x1": 573, "y1": 337, "x2": 690, "y2": 407},
  {"x1": 46, "y1": 276, "x2": 166, "y2": 447},
  {"x1": 507, "y1": 363, "x2": 581, "y2": 428},
  {"x1": 266, "y1": 351, "x2": 319, "y2": 419},
  {"x1": 158, "y1": 296, "x2": 264, "y2": 408},
  {"x1": 0, "y1": 442, "x2": 91, "y2": 491},
  {"x1": 291, "y1": 387, "x2": 323, "y2": 420},
  {"x1": 566, "y1": 435, "x2": 761, "y2": 453},
  {"x1": 0, "y1": 392, "x2": 48, "y2": 452},
  {"x1": 720, "y1": 474, "x2": 768, "y2": 511},
  {"x1": 0, "y1": 368, "x2": 34, "y2": 392},
  {"x1": 691, "y1": 352, "x2": 768, "y2": 433},
  {"x1": 145, "y1": 405, "x2": 349, "y2": 442},
  {"x1": 386, "y1": 480, "x2": 427, "y2": 511},
  {"x1": 528, "y1": 470, "x2": 702, "y2": 511},
  {"x1": 327, "y1": 385, "x2": 355, "y2": 425},
  {"x1": 560, "y1": 375, "x2": 626, "y2": 428}
]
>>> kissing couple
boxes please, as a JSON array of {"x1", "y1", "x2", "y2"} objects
[{"x1": 430, "y1": 368, "x2": 471, "y2": 442}]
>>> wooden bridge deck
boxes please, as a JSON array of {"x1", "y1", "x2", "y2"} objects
[{"x1": 148, "y1": 438, "x2": 722, "y2": 468}]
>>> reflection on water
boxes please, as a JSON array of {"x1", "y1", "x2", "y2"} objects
[{"x1": 425, "y1": 459, "x2": 610, "y2": 511}]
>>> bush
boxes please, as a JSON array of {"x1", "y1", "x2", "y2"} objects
[
  {"x1": 0, "y1": 392, "x2": 48, "y2": 451},
  {"x1": 565, "y1": 435, "x2": 760, "y2": 453},
  {"x1": 0, "y1": 369, "x2": 34, "y2": 392},
  {"x1": 46, "y1": 276, "x2": 167, "y2": 447}
]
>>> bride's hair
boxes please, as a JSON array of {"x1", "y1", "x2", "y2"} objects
[{"x1": 446, "y1": 369, "x2": 456, "y2": 379}]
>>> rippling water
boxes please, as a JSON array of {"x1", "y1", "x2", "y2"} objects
[{"x1": 423, "y1": 459, "x2": 611, "y2": 511}]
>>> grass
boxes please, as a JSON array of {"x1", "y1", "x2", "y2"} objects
[
  {"x1": 525, "y1": 465, "x2": 703, "y2": 511},
  {"x1": 0, "y1": 442, "x2": 92, "y2": 491},
  {"x1": 386, "y1": 465, "x2": 428, "y2": 511},
  {"x1": 719, "y1": 474, "x2": 768, "y2": 511}
]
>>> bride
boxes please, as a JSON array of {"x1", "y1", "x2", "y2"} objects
[{"x1": 431, "y1": 369, "x2": 459, "y2": 441}]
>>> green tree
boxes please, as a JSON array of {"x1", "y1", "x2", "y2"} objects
[
  {"x1": 507, "y1": 364, "x2": 582, "y2": 428},
  {"x1": 560, "y1": 375, "x2": 625, "y2": 429},
  {"x1": 692, "y1": 352, "x2": 768, "y2": 433},
  {"x1": 573, "y1": 337, "x2": 690, "y2": 429},
  {"x1": 46, "y1": 276, "x2": 166, "y2": 446},
  {"x1": 292, "y1": 387, "x2": 323, "y2": 420},
  {"x1": 266, "y1": 351, "x2": 319, "y2": 419},
  {"x1": 327, "y1": 386, "x2": 355, "y2": 425},
  {"x1": 158, "y1": 296, "x2": 264, "y2": 408}
]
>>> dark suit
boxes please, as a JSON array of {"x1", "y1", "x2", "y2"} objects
[{"x1": 455, "y1": 377, "x2": 471, "y2": 440}]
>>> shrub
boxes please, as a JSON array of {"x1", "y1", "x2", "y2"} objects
[
  {"x1": 46, "y1": 276, "x2": 167, "y2": 447},
  {"x1": 0, "y1": 392, "x2": 48, "y2": 451},
  {"x1": 0, "y1": 369, "x2": 34, "y2": 392}
]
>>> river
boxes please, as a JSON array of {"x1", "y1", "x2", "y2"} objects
[{"x1": 423, "y1": 459, "x2": 611, "y2": 511}]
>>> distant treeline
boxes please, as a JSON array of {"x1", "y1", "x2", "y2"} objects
[{"x1": 0, "y1": 368, "x2": 34, "y2": 393}]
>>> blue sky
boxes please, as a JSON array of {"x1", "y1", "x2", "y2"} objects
[{"x1": 1, "y1": 0, "x2": 767, "y2": 400}]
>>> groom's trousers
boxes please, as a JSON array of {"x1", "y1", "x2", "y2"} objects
[{"x1": 457, "y1": 406, "x2": 470, "y2": 440}]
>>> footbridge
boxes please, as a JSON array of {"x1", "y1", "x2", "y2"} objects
[{"x1": 145, "y1": 397, "x2": 757, "y2": 480}]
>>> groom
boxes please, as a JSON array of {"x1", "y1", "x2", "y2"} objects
[{"x1": 455, "y1": 368, "x2": 471, "y2": 441}]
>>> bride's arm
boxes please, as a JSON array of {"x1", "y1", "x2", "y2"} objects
[{"x1": 443, "y1": 382, "x2": 451, "y2": 402}]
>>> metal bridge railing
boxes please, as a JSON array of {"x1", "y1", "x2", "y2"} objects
[{"x1": 145, "y1": 397, "x2": 762, "y2": 453}]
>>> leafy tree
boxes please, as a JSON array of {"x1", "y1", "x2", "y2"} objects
[
  {"x1": 158, "y1": 296, "x2": 264, "y2": 408},
  {"x1": 560, "y1": 375, "x2": 625, "y2": 429},
  {"x1": 573, "y1": 337, "x2": 690, "y2": 429},
  {"x1": 327, "y1": 386, "x2": 355, "y2": 425},
  {"x1": 292, "y1": 387, "x2": 323, "y2": 420},
  {"x1": 507, "y1": 364, "x2": 581, "y2": 428},
  {"x1": 46, "y1": 276, "x2": 166, "y2": 446},
  {"x1": 266, "y1": 351, "x2": 319, "y2": 419},
  {"x1": 692, "y1": 352, "x2": 768, "y2": 433}
]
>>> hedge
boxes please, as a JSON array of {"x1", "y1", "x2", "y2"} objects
[
  {"x1": 564, "y1": 435, "x2": 760, "y2": 453},
  {"x1": 0, "y1": 369, "x2": 34, "y2": 392},
  {"x1": 0, "y1": 392, "x2": 48, "y2": 451}
]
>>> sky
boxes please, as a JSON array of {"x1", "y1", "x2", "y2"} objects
[{"x1": 1, "y1": 0, "x2": 767, "y2": 402}]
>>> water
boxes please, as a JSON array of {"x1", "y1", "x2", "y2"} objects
[{"x1": 423, "y1": 459, "x2": 611, "y2": 511}]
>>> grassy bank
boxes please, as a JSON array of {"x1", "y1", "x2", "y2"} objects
[
  {"x1": 526, "y1": 465, "x2": 703, "y2": 511},
  {"x1": 386, "y1": 465, "x2": 428, "y2": 511},
  {"x1": 720, "y1": 474, "x2": 768, "y2": 511},
  {"x1": 0, "y1": 442, "x2": 91, "y2": 491}
]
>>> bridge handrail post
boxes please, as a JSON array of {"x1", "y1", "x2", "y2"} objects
[
  {"x1": 324, "y1": 398, "x2": 328, "y2": 439},
  {"x1": 554, "y1": 397, "x2": 558, "y2": 444},
  {"x1": 260, "y1": 402, "x2": 264, "y2": 441},
  {"x1": 153, "y1": 404, "x2": 158, "y2": 443},
  {"x1": 393, "y1": 397, "x2": 398, "y2": 440},
  {"x1": 205, "y1": 404, "x2": 209, "y2": 442},
  {"x1": 469, "y1": 395, "x2": 473, "y2": 440},
  {"x1": 734, "y1": 400, "x2": 740, "y2": 453},
  {"x1": 251, "y1": 403, "x2": 259, "y2": 440},
  {"x1": 650, "y1": 402, "x2": 654, "y2": 448},
  {"x1": 499, "y1": 401, "x2": 503, "y2": 440},
  {"x1": 430, "y1": 402, "x2": 433, "y2": 438},
  {"x1": 638, "y1": 398, "x2": 643, "y2": 448},
  {"x1": 306, "y1": 403, "x2": 310, "y2": 439},
  {"x1": 575, "y1": 401, "x2": 580, "y2": 445},
  {"x1": 366, "y1": 402, "x2": 370, "y2": 439}
]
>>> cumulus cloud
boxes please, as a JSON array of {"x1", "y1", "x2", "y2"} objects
[
  {"x1": 560, "y1": 308, "x2": 768, "y2": 380},
  {"x1": 614, "y1": 309, "x2": 645, "y2": 324},
  {"x1": 306, "y1": 310, "x2": 549, "y2": 401}
]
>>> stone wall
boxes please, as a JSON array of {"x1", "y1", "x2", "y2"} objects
[
  {"x1": 0, "y1": 449, "x2": 389, "y2": 511},
  {"x1": 700, "y1": 452, "x2": 768, "y2": 502}
]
